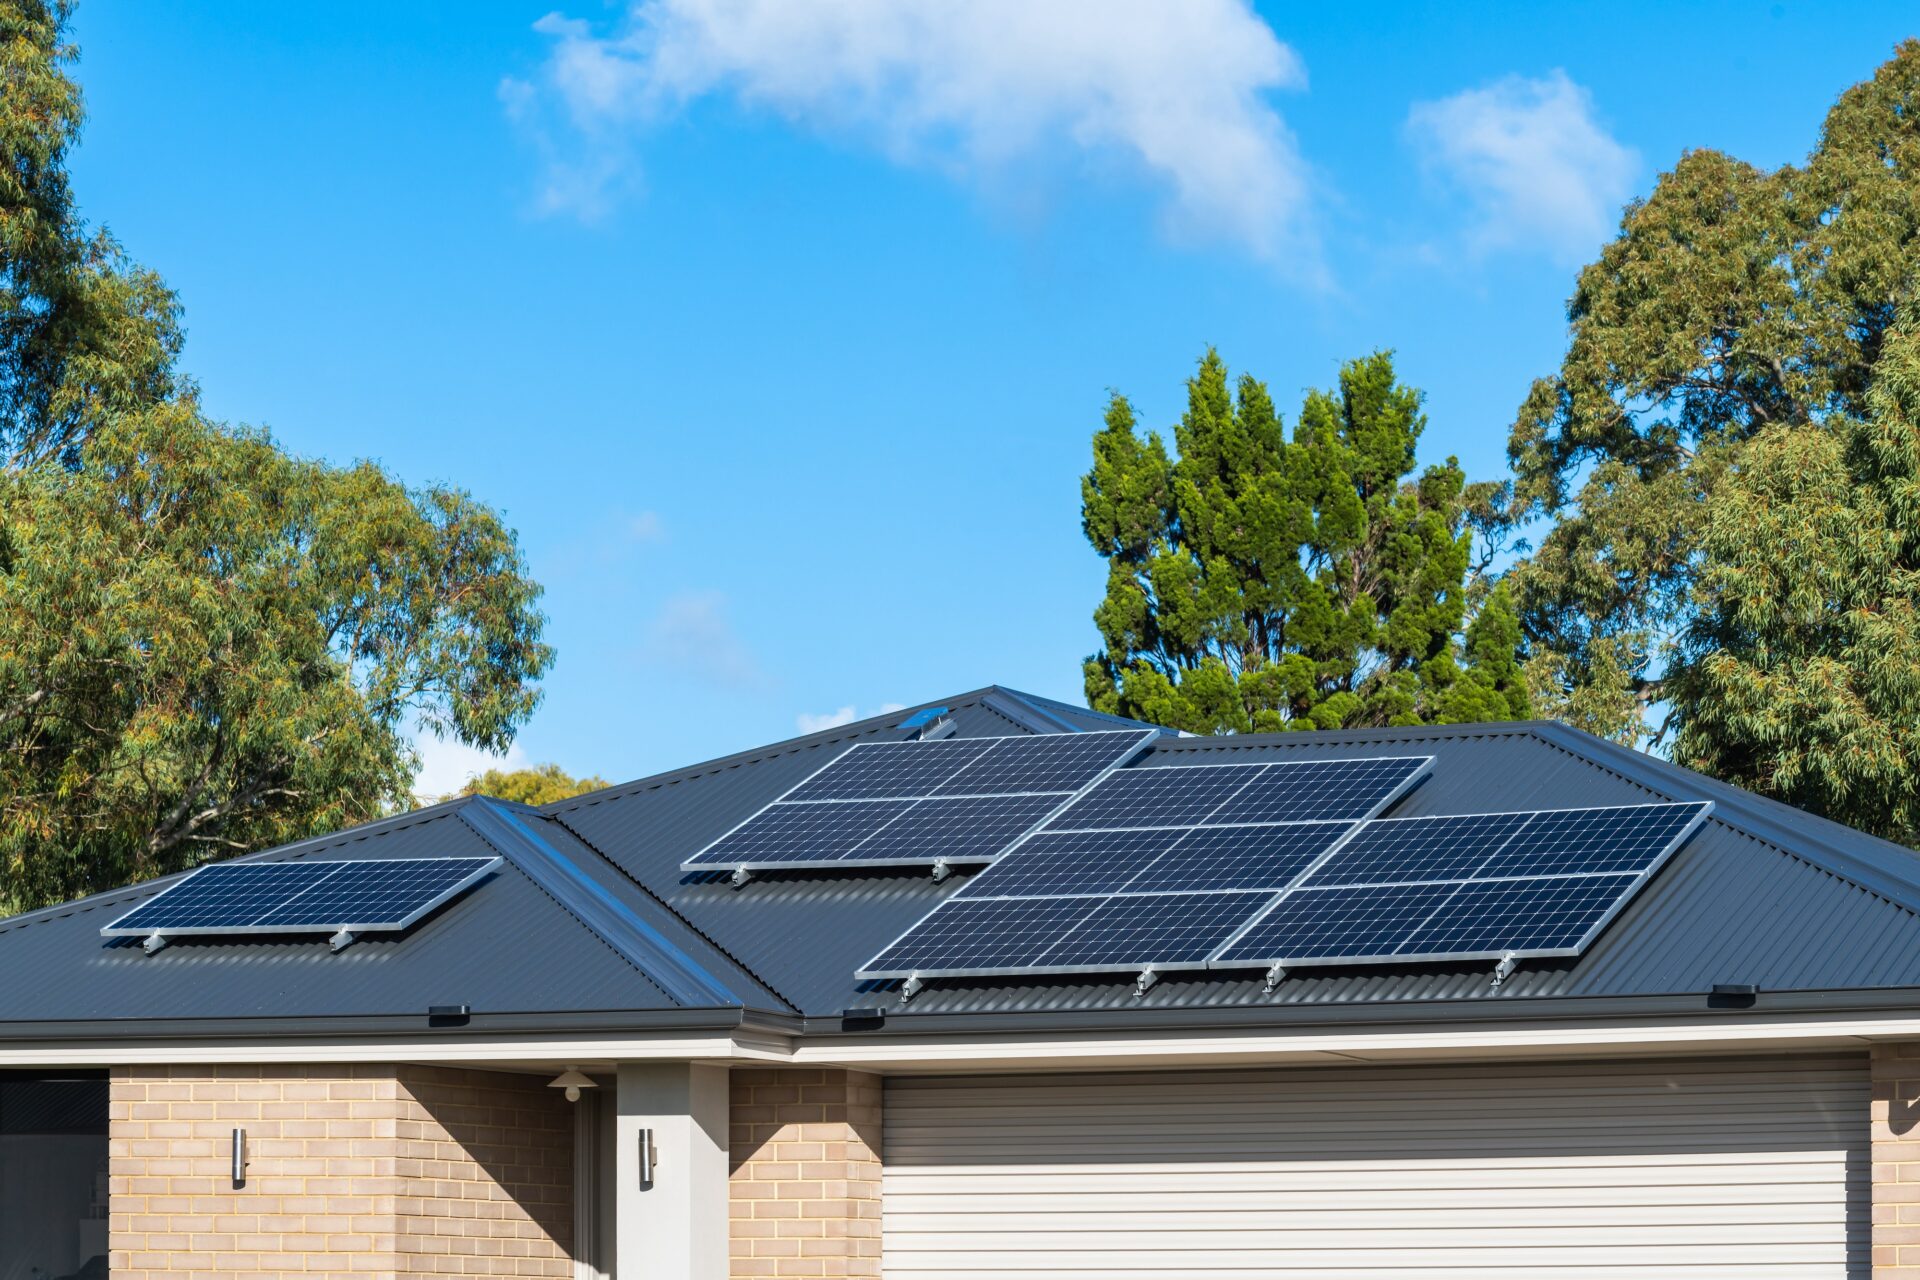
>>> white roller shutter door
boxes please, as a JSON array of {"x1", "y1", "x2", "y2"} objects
[{"x1": 883, "y1": 1054, "x2": 1867, "y2": 1279}]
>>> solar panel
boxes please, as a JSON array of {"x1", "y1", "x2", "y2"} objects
[
  {"x1": 857, "y1": 797, "x2": 1711, "y2": 982},
  {"x1": 1213, "y1": 802, "x2": 1712, "y2": 970},
  {"x1": 101, "y1": 856, "x2": 501, "y2": 941},
  {"x1": 683, "y1": 729, "x2": 1158, "y2": 872},
  {"x1": 1121, "y1": 821, "x2": 1349, "y2": 893},
  {"x1": 1039, "y1": 891, "x2": 1270, "y2": 970},
  {"x1": 1041, "y1": 756, "x2": 1432, "y2": 832}
]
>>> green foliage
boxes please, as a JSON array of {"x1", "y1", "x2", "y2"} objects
[
  {"x1": 0, "y1": 2, "x2": 552, "y2": 911},
  {"x1": 0, "y1": 407, "x2": 553, "y2": 909},
  {"x1": 458, "y1": 763, "x2": 610, "y2": 808},
  {"x1": 1671, "y1": 314, "x2": 1920, "y2": 843},
  {"x1": 1082, "y1": 349, "x2": 1529, "y2": 734},
  {"x1": 1505, "y1": 40, "x2": 1920, "y2": 742}
]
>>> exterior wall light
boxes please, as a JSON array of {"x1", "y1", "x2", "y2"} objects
[{"x1": 548, "y1": 1066, "x2": 597, "y2": 1103}]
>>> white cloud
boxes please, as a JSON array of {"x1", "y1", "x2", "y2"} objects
[
  {"x1": 796, "y1": 701, "x2": 906, "y2": 734},
  {"x1": 412, "y1": 733, "x2": 529, "y2": 802},
  {"x1": 643, "y1": 589, "x2": 765, "y2": 687},
  {"x1": 506, "y1": 0, "x2": 1313, "y2": 259},
  {"x1": 628, "y1": 510, "x2": 666, "y2": 542},
  {"x1": 1407, "y1": 70, "x2": 1637, "y2": 262}
]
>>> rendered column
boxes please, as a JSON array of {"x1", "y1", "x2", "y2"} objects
[{"x1": 616, "y1": 1062, "x2": 730, "y2": 1280}]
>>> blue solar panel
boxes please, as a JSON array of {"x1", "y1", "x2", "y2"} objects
[
  {"x1": 684, "y1": 730, "x2": 1157, "y2": 872},
  {"x1": 784, "y1": 737, "x2": 995, "y2": 801},
  {"x1": 1206, "y1": 757, "x2": 1434, "y2": 824},
  {"x1": 688, "y1": 799, "x2": 910, "y2": 866},
  {"x1": 1472, "y1": 804, "x2": 1703, "y2": 879},
  {"x1": 104, "y1": 863, "x2": 341, "y2": 933},
  {"x1": 954, "y1": 829, "x2": 1176, "y2": 898},
  {"x1": 1039, "y1": 891, "x2": 1269, "y2": 969},
  {"x1": 840, "y1": 794, "x2": 1065, "y2": 867},
  {"x1": 1398, "y1": 874, "x2": 1640, "y2": 958},
  {"x1": 101, "y1": 857, "x2": 500, "y2": 939},
  {"x1": 1122, "y1": 821, "x2": 1349, "y2": 893},
  {"x1": 1042, "y1": 765, "x2": 1267, "y2": 830},
  {"x1": 858, "y1": 798, "x2": 1711, "y2": 981},
  {"x1": 933, "y1": 732, "x2": 1158, "y2": 796},
  {"x1": 862, "y1": 896, "x2": 1098, "y2": 974},
  {"x1": 1042, "y1": 756, "x2": 1430, "y2": 832},
  {"x1": 1307, "y1": 813, "x2": 1534, "y2": 886},
  {"x1": 1212, "y1": 881, "x2": 1457, "y2": 963}
]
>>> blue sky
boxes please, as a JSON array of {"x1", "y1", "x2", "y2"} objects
[{"x1": 67, "y1": 1, "x2": 1920, "y2": 789}]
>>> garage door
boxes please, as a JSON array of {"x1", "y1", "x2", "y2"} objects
[{"x1": 883, "y1": 1055, "x2": 1867, "y2": 1279}]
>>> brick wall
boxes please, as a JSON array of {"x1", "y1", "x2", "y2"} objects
[
  {"x1": 1877, "y1": 1043, "x2": 1920, "y2": 1275},
  {"x1": 109, "y1": 1063, "x2": 573, "y2": 1280},
  {"x1": 729, "y1": 1067, "x2": 882, "y2": 1279}
]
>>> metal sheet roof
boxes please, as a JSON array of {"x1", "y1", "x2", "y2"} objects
[
  {"x1": 549, "y1": 710, "x2": 1920, "y2": 1018},
  {"x1": 3, "y1": 684, "x2": 1919, "y2": 1035}
]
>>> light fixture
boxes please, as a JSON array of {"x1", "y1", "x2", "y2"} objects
[{"x1": 548, "y1": 1066, "x2": 597, "y2": 1103}]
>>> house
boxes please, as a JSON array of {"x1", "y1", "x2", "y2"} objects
[{"x1": 0, "y1": 684, "x2": 1916, "y2": 1279}]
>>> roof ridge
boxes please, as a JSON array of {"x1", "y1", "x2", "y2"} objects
[
  {"x1": 545, "y1": 807, "x2": 803, "y2": 1015},
  {"x1": 543, "y1": 687, "x2": 1015, "y2": 816},
  {"x1": 1525, "y1": 722, "x2": 1920, "y2": 918},
  {"x1": 456, "y1": 799, "x2": 743, "y2": 1010}
]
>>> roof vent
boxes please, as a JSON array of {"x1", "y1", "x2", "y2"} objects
[{"x1": 914, "y1": 717, "x2": 959, "y2": 742}]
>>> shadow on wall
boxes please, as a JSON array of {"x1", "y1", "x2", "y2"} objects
[{"x1": 400, "y1": 1066, "x2": 576, "y2": 1264}]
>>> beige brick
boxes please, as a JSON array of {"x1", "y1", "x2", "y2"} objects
[
  {"x1": 111, "y1": 1065, "x2": 574, "y2": 1279},
  {"x1": 731, "y1": 1070, "x2": 881, "y2": 1279}
]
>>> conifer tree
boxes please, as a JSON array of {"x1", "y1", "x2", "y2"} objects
[{"x1": 1082, "y1": 350, "x2": 1528, "y2": 734}]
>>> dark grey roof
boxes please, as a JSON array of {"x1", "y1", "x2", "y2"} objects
[{"x1": 4, "y1": 684, "x2": 1920, "y2": 1041}]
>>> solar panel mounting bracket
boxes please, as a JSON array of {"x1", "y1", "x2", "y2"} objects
[
  {"x1": 899, "y1": 974, "x2": 924, "y2": 1004},
  {"x1": 930, "y1": 857, "x2": 952, "y2": 883},
  {"x1": 141, "y1": 933, "x2": 167, "y2": 957},
  {"x1": 728, "y1": 867, "x2": 752, "y2": 889},
  {"x1": 1490, "y1": 950, "x2": 1520, "y2": 990},
  {"x1": 1133, "y1": 965, "x2": 1159, "y2": 997},
  {"x1": 1262, "y1": 962, "x2": 1286, "y2": 994},
  {"x1": 329, "y1": 929, "x2": 357, "y2": 953}
]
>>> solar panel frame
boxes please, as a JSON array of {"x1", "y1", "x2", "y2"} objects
[
  {"x1": 683, "y1": 729, "x2": 1160, "y2": 872},
  {"x1": 1208, "y1": 800, "x2": 1713, "y2": 970},
  {"x1": 855, "y1": 755, "x2": 1435, "y2": 980},
  {"x1": 100, "y1": 856, "x2": 503, "y2": 940},
  {"x1": 1037, "y1": 755, "x2": 1435, "y2": 834},
  {"x1": 857, "y1": 796, "x2": 1712, "y2": 981}
]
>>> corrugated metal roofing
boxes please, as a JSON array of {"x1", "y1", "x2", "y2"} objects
[
  {"x1": 548, "y1": 708, "x2": 1920, "y2": 1018},
  {"x1": 4, "y1": 684, "x2": 1920, "y2": 1032}
]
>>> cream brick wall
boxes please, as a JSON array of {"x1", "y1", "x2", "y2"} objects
[
  {"x1": 109, "y1": 1064, "x2": 573, "y2": 1280},
  {"x1": 729, "y1": 1067, "x2": 882, "y2": 1279},
  {"x1": 1876, "y1": 1043, "x2": 1920, "y2": 1275}
]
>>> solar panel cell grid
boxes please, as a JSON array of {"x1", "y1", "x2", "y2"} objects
[
  {"x1": 954, "y1": 829, "x2": 1175, "y2": 898},
  {"x1": 932, "y1": 731, "x2": 1153, "y2": 796},
  {"x1": 1121, "y1": 821, "x2": 1348, "y2": 893},
  {"x1": 842, "y1": 793, "x2": 1064, "y2": 865},
  {"x1": 1207, "y1": 757, "x2": 1433, "y2": 824},
  {"x1": 101, "y1": 857, "x2": 500, "y2": 938},
  {"x1": 1043, "y1": 765, "x2": 1267, "y2": 830},
  {"x1": 1216, "y1": 881, "x2": 1460, "y2": 963},
  {"x1": 783, "y1": 738, "x2": 994, "y2": 801},
  {"x1": 689, "y1": 799, "x2": 909, "y2": 865},
  {"x1": 107, "y1": 863, "x2": 340, "y2": 933},
  {"x1": 1472, "y1": 804, "x2": 1701, "y2": 879},
  {"x1": 862, "y1": 896, "x2": 1097, "y2": 974},
  {"x1": 1307, "y1": 812, "x2": 1534, "y2": 886},
  {"x1": 1398, "y1": 873, "x2": 1639, "y2": 957},
  {"x1": 1043, "y1": 891, "x2": 1269, "y2": 968}
]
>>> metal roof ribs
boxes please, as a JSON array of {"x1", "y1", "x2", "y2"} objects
[{"x1": 457, "y1": 799, "x2": 743, "y2": 1010}]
